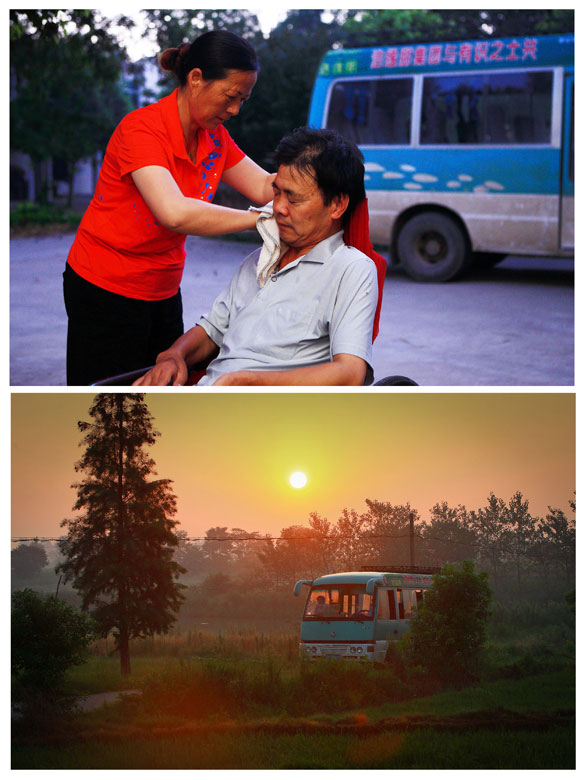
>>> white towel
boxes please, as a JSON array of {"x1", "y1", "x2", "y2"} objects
[{"x1": 249, "y1": 203, "x2": 288, "y2": 287}]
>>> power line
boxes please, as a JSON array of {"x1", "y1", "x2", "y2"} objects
[
  {"x1": 10, "y1": 531, "x2": 533, "y2": 556},
  {"x1": 11, "y1": 532, "x2": 415, "y2": 543}
]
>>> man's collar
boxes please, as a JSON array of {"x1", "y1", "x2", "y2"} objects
[{"x1": 297, "y1": 230, "x2": 344, "y2": 264}]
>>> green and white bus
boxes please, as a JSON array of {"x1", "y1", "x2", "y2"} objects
[
  {"x1": 294, "y1": 568, "x2": 437, "y2": 663},
  {"x1": 308, "y1": 33, "x2": 574, "y2": 281}
]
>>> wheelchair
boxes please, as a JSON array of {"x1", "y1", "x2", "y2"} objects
[{"x1": 92, "y1": 363, "x2": 418, "y2": 387}]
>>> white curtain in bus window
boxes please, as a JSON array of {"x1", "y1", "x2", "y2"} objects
[
  {"x1": 326, "y1": 78, "x2": 413, "y2": 144},
  {"x1": 396, "y1": 588, "x2": 420, "y2": 619},
  {"x1": 420, "y1": 71, "x2": 553, "y2": 145}
]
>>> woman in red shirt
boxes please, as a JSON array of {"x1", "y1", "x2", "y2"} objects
[{"x1": 64, "y1": 30, "x2": 275, "y2": 385}]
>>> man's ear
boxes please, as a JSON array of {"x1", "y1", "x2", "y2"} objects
[{"x1": 330, "y1": 193, "x2": 350, "y2": 221}]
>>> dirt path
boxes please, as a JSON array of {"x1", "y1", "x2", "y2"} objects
[{"x1": 77, "y1": 690, "x2": 141, "y2": 712}]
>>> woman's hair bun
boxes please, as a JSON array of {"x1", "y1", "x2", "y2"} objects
[
  {"x1": 159, "y1": 45, "x2": 185, "y2": 75},
  {"x1": 159, "y1": 32, "x2": 258, "y2": 86}
]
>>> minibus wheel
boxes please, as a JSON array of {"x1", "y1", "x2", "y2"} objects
[{"x1": 397, "y1": 211, "x2": 471, "y2": 282}]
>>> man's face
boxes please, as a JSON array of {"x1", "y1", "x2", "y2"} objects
[{"x1": 272, "y1": 164, "x2": 346, "y2": 250}]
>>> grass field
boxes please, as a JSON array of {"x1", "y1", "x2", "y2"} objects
[
  {"x1": 12, "y1": 626, "x2": 575, "y2": 770},
  {"x1": 12, "y1": 725, "x2": 575, "y2": 770}
]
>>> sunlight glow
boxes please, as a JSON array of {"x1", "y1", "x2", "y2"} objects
[{"x1": 289, "y1": 471, "x2": 308, "y2": 489}]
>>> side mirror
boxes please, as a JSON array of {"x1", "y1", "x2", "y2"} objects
[
  {"x1": 293, "y1": 579, "x2": 313, "y2": 596},
  {"x1": 366, "y1": 577, "x2": 383, "y2": 595}
]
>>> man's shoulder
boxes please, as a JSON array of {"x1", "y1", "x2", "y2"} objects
[
  {"x1": 229, "y1": 245, "x2": 262, "y2": 285},
  {"x1": 240, "y1": 245, "x2": 262, "y2": 267},
  {"x1": 332, "y1": 243, "x2": 378, "y2": 278}
]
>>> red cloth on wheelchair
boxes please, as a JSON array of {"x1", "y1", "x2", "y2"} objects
[{"x1": 343, "y1": 198, "x2": 386, "y2": 342}]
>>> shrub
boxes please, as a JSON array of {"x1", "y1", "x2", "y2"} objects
[
  {"x1": 12, "y1": 589, "x2": 97, "y2": 695},
  {"x1": 406, "y1": 560, "x2": 492, "y2": 687},
  {"x1": 10, "y1": 202, "x2": 82, "y2": 229}
]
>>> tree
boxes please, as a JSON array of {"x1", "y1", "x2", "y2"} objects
[
  {"x1": 333, "y1": 507, "x2": 368, "y2": 571},
  {"x1": 235, "y1": 10, "x2": 340, "y2": 167},
  {"x1": 11, "y1": 542, "x2": 48, "y2": 578},
  {"x1": 535, "y1": 504, "x2": 576, "y2": 584},
  {"x1": 340, "y1": 9, "x2": 574, "y2": 47},
  {"x1": 500, "y1": 491, "x2": 538, "y2": 590},
  {"x1": 174, "y1": 529, "x2": 205, "y2": 578},
  {"x1": 201, "y1": 526, "x2": 235, "y2": 568},
  {"x1": 419, "y1": 502, "x2": 478, "y2": 566},
  {"x1": 406, "y1": 560, "x2": 492, "y2": 686},
  {"x1": 58, "y1": 394, "x2": 186, "y2": 677},
  {"x1": 468, "y1": 493, "x2": 508, "y2": 580},
  {"x1": 143, "y1": 8, "x2": 263, "y2": 110},
  {"x1": 144, "y1": 9, "x2": 262, "y2": 64},
  {"x1": 10, "y1": 10, "x2": 133, "y2": 203},
  {"x1": 360, "y1": 500, "x2": 420, "y2": 567},
  {"x1": 12, "y1": 589, "x2": 97, "y2": 694}
]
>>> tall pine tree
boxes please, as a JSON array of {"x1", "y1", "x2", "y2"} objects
[{"x1": 58, "y1": 394, "x2": 185, "y2": 676}]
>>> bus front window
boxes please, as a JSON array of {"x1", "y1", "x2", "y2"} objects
[{"x1": 304, "y1": 586, "x2": 375, "y2": 620}]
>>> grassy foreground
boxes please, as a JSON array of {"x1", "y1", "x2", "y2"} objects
[
  {"x1": 12, "y1": 724, "x2": 574, "y2": 770},
  {"x1": 12, "y1": 626, "x2": 575, "y2": 770}
]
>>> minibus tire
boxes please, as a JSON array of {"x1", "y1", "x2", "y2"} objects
[{"x1": 397, "y1": 212, "x2": 471, "y2": 282}]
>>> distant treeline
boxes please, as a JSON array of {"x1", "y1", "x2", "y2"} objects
[
  {"x1": 184, "y1": 493, "x2": 575, "y2": 599},
  {"x1": 12, "y1": 491, "x2": 575, "y2": 613}
]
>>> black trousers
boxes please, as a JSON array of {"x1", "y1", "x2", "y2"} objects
[{"x1": 63, "y1": 264, "x2": 184, "y2": 386}]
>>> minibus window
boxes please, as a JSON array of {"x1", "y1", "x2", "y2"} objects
[
  {"x1": 421, "y1": 70, "x2": 553, "y2": 145},
  {"x1": 397, "y1": 589, "x2": 404, "y2": 619},
  {"x1": 377, "y1": 589, "x2": 389, "y2": 620},
  {"x1": 402, "y1": 589, "x2": 418, "y2": 618},
  {"x1": 326, "y1": 77, "x2": 413, "y2": 145},
  {"x1": 304, "y1": 586, "x2": 375, "y2": 620}
]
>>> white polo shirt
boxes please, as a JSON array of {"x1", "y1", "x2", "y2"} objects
[{"x1": 197, "y1": 231, "x2": 378, "y2": 385}]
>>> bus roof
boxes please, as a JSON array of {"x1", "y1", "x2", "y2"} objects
[
  {"x1": 312, "y1": 571, "x2": 434, "y2": 587},
  {"x1": 316, "y1": 33, "x2": 574, "y2": 80}
]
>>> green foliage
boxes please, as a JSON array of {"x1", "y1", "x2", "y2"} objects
[
  {"x1": 10, "y1": 10, "x2": 133, "y2": 202},
  {"x1": 11, "y1": 543, "x2": 49, "y2": 578},
  {"x1": 11, "y1": 616, "x2": 575, "y2": 768},
  {"x1": 58, "y1": 394, "x2": 186, "y2": 676},
  {"x1": 10, "y1": 202, "x2": 82, "y2": 229},
  {"x1": 11, "y1": 589, "x2": 97, "y2": 693},
  {"x1": 132, "y1": 655, "x2": 409, "y2": 721},
  {"x1": 406, "y1": 560, "x2": 492, "y2": 686},
  {"x1": 341, "y1": 9, "x2": 574, "y2": 46}
]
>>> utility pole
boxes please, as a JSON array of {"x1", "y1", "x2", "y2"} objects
[{"x1": 409, "y1": 512, "x2": 415, "y2": 568}]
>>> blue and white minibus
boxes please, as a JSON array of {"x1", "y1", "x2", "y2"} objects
[
  {"x1": 308, "y1": 33, "x2": 574, "y2": 280},
  {"x1": 294, "y1": 568, "x2": 437, "y2": 662}
]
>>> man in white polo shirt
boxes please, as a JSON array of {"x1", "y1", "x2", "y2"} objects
[{"x1": 134, "y1": 127, "x2": 380, "y2": 386}]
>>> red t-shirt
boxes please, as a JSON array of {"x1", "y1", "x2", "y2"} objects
[{"x1": 67, "y1": 89, "x2": 246, "y2": 300}]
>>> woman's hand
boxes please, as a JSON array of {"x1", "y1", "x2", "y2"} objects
[{"x1": 133, "y1": 353, "x2": 188, "y2": 386}]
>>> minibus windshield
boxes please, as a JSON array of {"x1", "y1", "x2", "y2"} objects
[{"x1": 304, "y1": 585, "x2": 374, "y2": 621}]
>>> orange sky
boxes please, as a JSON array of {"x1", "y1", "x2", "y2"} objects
[{"x1": 11, "y1": 391, "x2": 575, "y2": 541}]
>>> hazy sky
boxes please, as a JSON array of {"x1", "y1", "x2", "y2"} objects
[{"x1": 11, "y1": 391, "x2": 575, "y2": 541}]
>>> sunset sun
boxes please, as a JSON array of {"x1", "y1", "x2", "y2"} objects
[{"x1": 289, "y1": 471, "x2": 308, "y2": 489}]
